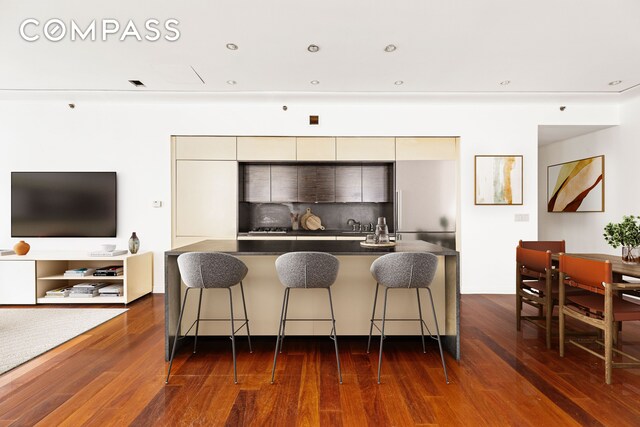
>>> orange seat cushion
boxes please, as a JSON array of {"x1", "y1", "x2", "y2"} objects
[{"x1": 567, "y1": 294, "x2": 640, "y2": 322}]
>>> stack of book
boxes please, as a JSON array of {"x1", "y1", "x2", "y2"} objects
[
  {"x1": 93, "y1": 265, "x2": 124, "y2": 276},
  {"x1": 98, "y1": 284, "x2": 124, "y2": 297},
  {"x1": 70, "y1": 282, "x2": 109, "y2": 298},
  {"x1": 45, "y1": 286, "x2": 74, "y2": 298},
  {"x1": 63, "y1": 267, "x2": 96, "y2": 277},
  {"x1": 0, "y1": 249, "x2": 15, "y2": 256}
]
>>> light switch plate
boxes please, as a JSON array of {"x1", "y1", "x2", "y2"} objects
[{"x1": 515, "y1": 213, "x2": 529, "y2": 222}]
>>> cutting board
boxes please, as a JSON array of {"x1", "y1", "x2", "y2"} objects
[
  {"x1": 305, "y1": 213, "x2": 325, "y2": 230},
  {"x1": 300, "y1": 208, "x2": 313, "y2": 230}
]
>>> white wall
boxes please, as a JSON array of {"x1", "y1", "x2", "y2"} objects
[
  {"x1": 539, "y1": 96, "x2": 640, "y2": 255},
  {"x1": 0, "y1": 93, "x2": 621, "y2": 293}
]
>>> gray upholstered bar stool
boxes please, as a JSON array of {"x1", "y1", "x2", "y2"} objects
[
  {"x1": 271, "y1": 252, "x2": 342, "y2": 384},
  {"x1": 368, "y1": 252, "x2": 449, "y2": 384},
  {"x1": 166, "y1": 252, "x2": 251, "y2": 384}
]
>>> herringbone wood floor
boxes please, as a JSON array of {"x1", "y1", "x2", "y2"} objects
[{"x1": 1, "y1": 294, "x2": 639, "y2": 426}]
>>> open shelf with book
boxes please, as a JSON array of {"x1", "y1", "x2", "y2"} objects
[{"x1": 0, "y1": 251, "x2": 152, "y2": 305}]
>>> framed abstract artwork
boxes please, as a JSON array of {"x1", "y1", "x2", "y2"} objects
[
  {"x1": 474, "y1": 155, "x2": 523, "y2": 205},
  {"x1": 547, "y1": 155, "x2": 604, "y2": 212}
]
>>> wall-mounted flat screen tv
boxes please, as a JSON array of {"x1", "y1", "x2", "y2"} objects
[{"x1": 11, "y1": 172, "x2": 117, "y2": 237}]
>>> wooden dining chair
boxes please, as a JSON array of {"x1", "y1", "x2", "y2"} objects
[
  {"x1": 558, "y1": 254, "x2": 640, "y2": 384},
  {"x1": 516, "y1": 246, "x2": 557, "y2": 348}
]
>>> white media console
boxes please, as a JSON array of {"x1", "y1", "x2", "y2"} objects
[{"x1": 0, "y1": 251, "x2": 153, "y2": 305}]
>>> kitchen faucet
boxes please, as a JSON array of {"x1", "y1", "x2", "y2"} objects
[{"x1": 347, "y1": 218, "x2": 360, "y2": 232}]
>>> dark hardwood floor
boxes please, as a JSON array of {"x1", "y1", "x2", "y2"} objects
[{"x1": 1, "y1": 294, "x2": 640, "y2": 426}]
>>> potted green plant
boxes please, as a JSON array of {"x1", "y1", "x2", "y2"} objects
[{"x1": 603, "y1": 215, "x2": 640, "y2": 264}]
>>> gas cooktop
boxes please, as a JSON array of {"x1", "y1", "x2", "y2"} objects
[{"x1": 248, "y1": 227, "x2": 289, "y2": 234}]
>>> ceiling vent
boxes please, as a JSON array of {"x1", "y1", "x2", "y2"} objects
[{"x1": 128, "y1": 80, "x2": 146, "y2": 87}]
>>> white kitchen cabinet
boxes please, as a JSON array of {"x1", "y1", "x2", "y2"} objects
[
  {"x1": 174, "y1": 136, "x2": 237, "y2": 160},
  {"x1": 336, "y1": 137, "x2": 395, "y2": 161},
  {"x1": 296, "y1": 236, "x2": 336, "y2": 240},
  {"x1": 0, "y1": 260, "x2": 36, "y2": 304},
  {"x1": 237, "y1": 137, "x2": 296, "y2": 161},
  {"x1": 395, "y1": 137, "x2": 458, "y2": 160},
  {"x1": 296, "y1": 137, "x2": 336, "y2": 160},
  {"x1": 175, "y1": 160, "x2": 238, "y2": 238}
]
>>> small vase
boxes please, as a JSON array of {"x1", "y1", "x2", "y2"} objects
[
  {"x1": 128, "y1": 232, "x2": 140, "y2": 254},
  {"x1": 622, "y1": 247, "x2": 639, "y2": 264},
  {"x1": 13, "y1": 240, "x2": 30, "y2": 256}
]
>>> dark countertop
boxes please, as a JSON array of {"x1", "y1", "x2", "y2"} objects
[
  {"x1": 238, "y1": 230, "x2": 372, "y2": 237},
  {"x1": 166, "y1": 239, "x2": 458, "y2": 256}
]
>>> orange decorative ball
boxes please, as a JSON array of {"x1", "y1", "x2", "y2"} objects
[{"x1": 13, "y1": 240, "x2": 30, "y2": 256}]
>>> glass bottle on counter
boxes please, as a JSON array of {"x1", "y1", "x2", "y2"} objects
[{"x1": 375, "y1": 217, "x2": 390, "y2": 243}]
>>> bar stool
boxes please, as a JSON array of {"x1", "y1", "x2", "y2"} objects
[
  {"x1": 368, "y1": 252, "x2": 449, "y2": 384},
  {"x1": 166, "y1": 252, "x2": 251, "y2": 384},
  {"x1": 271, "y1": 252, "x2": 342, "y2": 384}
]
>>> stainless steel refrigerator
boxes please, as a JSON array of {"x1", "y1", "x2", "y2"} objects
[{"x1": 395, "y1": 160, "x2": 457, "y2": 249}]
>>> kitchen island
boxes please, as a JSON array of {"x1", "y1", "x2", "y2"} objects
[{"x1": 165, "y1": 240, "x2": 460, "y2": 360}]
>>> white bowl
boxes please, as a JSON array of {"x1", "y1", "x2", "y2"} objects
[{"x1": 100, "y1": 244, "x2": 116, "y2": 252}]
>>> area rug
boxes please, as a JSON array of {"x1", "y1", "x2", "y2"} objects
[{"x1": 0, "y1": 308, "x2": 127, "y2": 375}]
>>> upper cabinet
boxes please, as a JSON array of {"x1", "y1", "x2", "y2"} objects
[
  {"x1": 336, "y1": 137, "x2": 395, "y2": 161},
  {"x1": 296, "y1": 137, "x2": 336, "y2": 161},
  {"x1": 244, "y1": 164, "x2": 271, "y2": 202},
  {"x1": 335, "y1": 166, "x2": 362, "y2": 202},
  {"x1": 271, "y1": 165, "x2": 298, "y2": 202},
  {"x1": 362, "y1": 165, "x2": 391, "y2": 202},
  {"x1": 174, "y1": 136, "x2": 237, "y2": 160},
  {"x1": 237, "y1": 137, "x2": 296, "y2": 161},
  {"x1": 395, "y1": 137, "x2": 458, "y2": 160},
  {"x1": 298, "y1": 165, "x2": 336, "y2": 202}
]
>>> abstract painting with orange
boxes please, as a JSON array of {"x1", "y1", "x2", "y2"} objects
[
  {"x1": 475, "y1": 155, "x2": 523, "y2": 205},
  {"x1": 547, "y1": 155, "x2": 604, "y2": 212}
]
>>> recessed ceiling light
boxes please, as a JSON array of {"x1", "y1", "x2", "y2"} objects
[
  {"x1": 128, "y1": 79, "x2": 145, "y2": 87},
  {"x1": 608, "y1": 80, "x2": 622, "y2": 86},
  {"x1": 394, "y1": 80, "x2": 404, "y2": 85},
  {"x1": 226, "y1": 80, "x2": 237, "y2": 85},
  {"x1": 499, "y1": 80, "x2": 511, "y2": 86},
  {"x1": 384, "y1": 44, "x2": 397, "y2": 52},
  {"x1": 226, "y1": 43, "x2": 238, "y2": 50},
  {"x1": 307, "y1": 44, "x2": 320, "y2": 53},
  {"x1": 310, "y1": 80, "x2": 320, "y2": 85}
]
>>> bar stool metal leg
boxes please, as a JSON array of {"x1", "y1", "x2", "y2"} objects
[
  {"x1": 377, "y1": 287, "x2": 389, "y2": 384},
  {"x1": 271, "y1": 288, "x2": 289, "y2": 384},
  {"x1": 166, "y1": 287, "x2": 191, "y2": 384},
  {"x1": 327, "y1": 288, "x2": 343, "y2": 384},
  {"x1": 416, "y1": 288, "x2": 426, "y2": 353},
  {"x1": 239, "y1": 281, "x2": 252, "y2": 353},
  {"x1": 193, "y1": 288, "x2": 203, "y2": 353},
  {"x1": 367, "y1": 282, "x2": 380, "y2": 353},
  {"x1": 279, "y1": 287, "x2": 291, "y2": 353},
  {"x1": 426, "y1": 287, "x2": 449, "y2": 384},
  {"x1": 228, "y1": 288, "x2": 238, "y2": 384}
]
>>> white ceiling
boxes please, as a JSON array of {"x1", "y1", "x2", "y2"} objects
[{"x1": 2, "y1": 0, "x2": 640, "y2": 94}]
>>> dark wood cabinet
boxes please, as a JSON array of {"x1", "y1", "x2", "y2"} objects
[
  {"x1": 297, "y1": 165, "x2": 335, "y2": 202},
  {"x1": 297, "y1": 165, "x2": 317, "y2": 202},
  {"x1": 242, "y1": 163, "x2": 389, "y2": 203},
  {"x1": 271, "y1": 165, "x2": 298, "y2": 202},
  {"x1": 336, "y1": 166, "x2": 362, "y2": 202},
  {"x1": 316, "y1": 166, "x2": 336, "y2": 202},
  {"x1": 362, "y1": 165, "x2": 391, "y2": 202},
  {"x1": 244, "y1": 164, "x2": 270, "y2": 202}
]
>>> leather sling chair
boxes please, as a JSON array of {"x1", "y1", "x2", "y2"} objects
[{"x1": 559, "y1": 254, "x2": 640, "y2": 384}]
